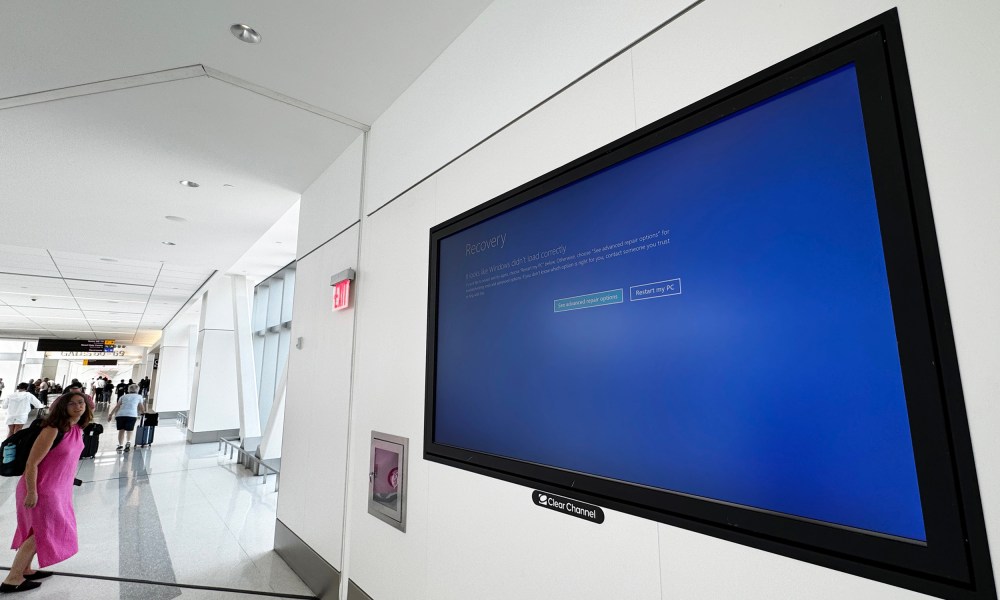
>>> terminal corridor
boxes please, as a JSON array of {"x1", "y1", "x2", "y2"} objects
[
  {"x1": 0, "y1": 411, "x2": 314, "y2": 599},
  {"x1": 1, "y1": 3, "x2": 998, "y2": 600}
]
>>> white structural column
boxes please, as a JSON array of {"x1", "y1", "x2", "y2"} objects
[
  {"x1": 231, "y1": 274, "x2": 262, "y2": 445},
  {"x1": 151, "y1": 323, "x2": 195, "y2": 413},
  {"x1": 257, "y1": 359, "x2": 286, "y2": 460},
  {"x1": 140, "y1": 349, "x2": 156, "y2": 380},
  {"x1": 39, "y1": 357, "x2": 58, "y2": 380},
  {"x1": 187, "y1": 276, "x2": 242, "y2": 443}
]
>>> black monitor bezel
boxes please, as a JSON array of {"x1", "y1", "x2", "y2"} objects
[{"x1": 424, "y1": 10, "x2": 994, "y2": 599}]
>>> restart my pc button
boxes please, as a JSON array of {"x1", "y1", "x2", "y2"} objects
[{"x1": 629, "y1": 278, "x2": 682, "y2": 302}]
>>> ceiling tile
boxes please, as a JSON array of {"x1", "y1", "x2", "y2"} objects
[
  {"x1": 0, "y1": 273, "x2": 70, "y2": 292},
  {"x1": 0, "y1": 244, "x2": 60, "y2": 277},
  {"x1": 50, "y1": 250, "x2": 160, "y2": 268},
  {"x1": 13, "y1": 306, "x2": 85, "y2": 318},
  {"x1": 0, "y1": 319, "x2": 35, "y2": 329},
  {"x1": 70, "y1": 290, "x2": 150, "y2": 303},
  {"x1": 0, "y1": 294, "x2": 81, "y2": 310},
  {"x1": 157, "y1": 275, "x2": 210, "y2": 287},
  {"x1": 159, "y1": 266, "x2": 210, "y2": 276},
  {"x1": 87, "y1": 319, "x2": 141, "y2": 327},
  {"x1": 76, "y1": 299, "x2": 146, "y2": 313},
  {"x1": 29, "y1": 323, "x2": 93, "y2": 332},
  {"x1": 0, "y1": 329, "x2": 51, "y2": 337},
  {"x1": 66, "y1": 280, "x2": 151, "y2": 294},
  {"x1": 62, "y1": 271, "x2": 158, "y2": 286}
]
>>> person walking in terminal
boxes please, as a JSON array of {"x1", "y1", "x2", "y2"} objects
[
  {"x1": 101, "y1": 377, "x2": 112, "y2": 404},
  {"x1": 114, "y1": 379, "x2": 126, "y2": 401},
  {"x1": 93, "y1": 376, "x2": 104, "y2": 404},
  {"x1": 1, "y1": 383, "x2": 42, "y2": 437},
  {"x1": 107, "y1": 384, "x2": 145, "y2": 452},
  {"x1": 0, "y1": 378, "x2": 5, "y2": 398},
  {"x1": 61, "y1": 383, "x2": 95, "y2": 411},
  {"x1": 36, "y1": 379, "x2": 49, "y2": 407},
  {"x1": 3, "y1": 392, "x2": 91, "y2": 594}
]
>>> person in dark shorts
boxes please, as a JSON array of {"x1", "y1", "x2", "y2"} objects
[{"x1": 106, "y1": 384, "x2": 145, "y2": 452}]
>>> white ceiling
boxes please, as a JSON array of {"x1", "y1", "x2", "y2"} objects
[
  {"x1": 0, "y1": 0, "x2": 493, "y2": 345},
  {"x1": 0, "y1": 244, "x2": 213, "y2": 345}
]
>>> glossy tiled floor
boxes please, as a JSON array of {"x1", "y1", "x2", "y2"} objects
[{"x1": 0, "y1": 410, "x2": 315, "y2": 599}]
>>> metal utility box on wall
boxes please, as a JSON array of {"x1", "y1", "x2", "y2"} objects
[{"x1": 368, "y1": 431, "x2": 408, "y2": 532}]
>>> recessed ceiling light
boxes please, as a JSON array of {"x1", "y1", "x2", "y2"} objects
[
  {"x1": 230, "y1": 24, "x2": 261, "y2": 44},
  {"x1": 100, "y1": 258, "x2": 118, "y2": 262},
  {"x1": 223, "y1": 184, "x2": 235, "y2": 188},
  {"x1": 179, "y1": 180, "x2": 200, "y2": 188},
  {"x1": 162, "y1": 241, "x2": 176, "y2": 246},
  {"x1": 165, "y1": 215, "x2": 188, "y2": 222}
]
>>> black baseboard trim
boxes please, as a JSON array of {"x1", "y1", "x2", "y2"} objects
[
  {"x1": 0, "y1": 566, "x2": 316, "y2": 599},
  {"x1": 274, "y1": 519, "x2": 341, "y2": 600}
]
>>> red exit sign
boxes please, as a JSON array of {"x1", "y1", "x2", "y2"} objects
[
  {"x1": 332, "y1": 278, "x2": 351, "y2": 311},
  {"x1": 330, "y1": 268, "x2": 356, "y2": 312}
]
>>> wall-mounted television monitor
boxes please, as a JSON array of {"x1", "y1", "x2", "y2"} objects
[{"x1": 425, "y1": 11, "x2": 994, "y2": 599}]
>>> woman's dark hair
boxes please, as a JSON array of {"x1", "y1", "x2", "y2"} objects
[{"x1": 43, "y1": 392, "x2": 93, "y2": 432}]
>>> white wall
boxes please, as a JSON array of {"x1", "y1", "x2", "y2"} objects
[
  {"x1": 277, "y1": 224, "x2": 360, "y2": 569},
  {"x1": 188, "y1": 277, "x2": 241, "y2": 433},
  {"x1": 277, "y1": 130, "x2": 364, "y2": 570},
  {"x1": 0, "y1": 339, "x2": 25, "y2": 389},
  {"x1": 17, "y1": 345, "x2": 43, "y2": 385},
  {"x1": 363, "y1": 0, "x2": 694, "y2": 214},
  {"x1": 279, "y1": 1, "x2": 1000, "y2": 599},
  {"x1": 297, "y1": 135, "x2": 365, "y2": 259},
  {"x1": 152, "y1": 323, "x2": 194, "y2": 412}
]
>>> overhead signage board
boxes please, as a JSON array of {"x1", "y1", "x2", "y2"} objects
[
  {"x1": 36, "y1": 339, "x2": 116, "y2": 353},
  {"x1": 48, "y1": 351, "x2": 128, "y2": 359},
  {"x1": 83, "y1": 359, "x2": 118, "y2": 366}
]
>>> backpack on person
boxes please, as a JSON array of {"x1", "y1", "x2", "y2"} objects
[{"x1": 0, "y1": 423, "x2": 65, "y2": 477}]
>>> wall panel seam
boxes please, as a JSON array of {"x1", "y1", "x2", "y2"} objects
[
  {"x1": 298, "y1": 220, "x2": 362, "y2": 263},
  {"x1": 365, "y1": 0, "x2": 708, "y2": 219}
]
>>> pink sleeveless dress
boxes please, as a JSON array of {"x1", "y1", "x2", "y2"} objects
[{"x1": 11, "y1": 425, "x2": 84, "y2": 567}]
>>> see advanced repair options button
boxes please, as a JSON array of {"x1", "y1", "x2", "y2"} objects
[
  {"x1": 554, "y1": 289, "x2": 624, "y2": 313},
  {"x1": 629, "y1": 278, "x2": 682, "y2": 302}
]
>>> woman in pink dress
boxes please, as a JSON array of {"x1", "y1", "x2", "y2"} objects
[{"x1": 2, "y1": 392, "x2": 91, "y2": 594}]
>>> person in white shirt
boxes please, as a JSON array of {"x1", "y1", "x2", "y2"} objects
[
  {"x1": 107, "y1": 384, "x2": 146, "y2": 452},
  {"x1": 1, "y1": 382, "x2": 43, "y2": 436}
]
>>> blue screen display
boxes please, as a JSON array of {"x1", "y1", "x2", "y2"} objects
[{"x1": 434, "y1": 65, "x2": 925, "y2": 541}]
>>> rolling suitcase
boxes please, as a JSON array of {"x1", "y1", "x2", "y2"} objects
[
  {"x1": 136, "y1": 413, "x2": 157, "y2": 447},
  {"x1": 80, "y1": 423, "x2": 103, "y2": 459}
]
